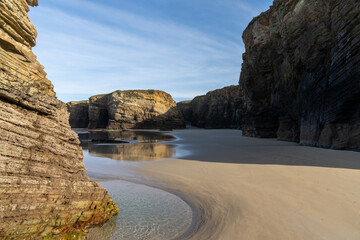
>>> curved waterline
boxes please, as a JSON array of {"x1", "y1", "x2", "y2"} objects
[
  {"x1": 79, "y1": 129, "x2": 221, "y2": 239},
  {"x1": 87, "y1": 180, "x2": 193, "y2": 240}
]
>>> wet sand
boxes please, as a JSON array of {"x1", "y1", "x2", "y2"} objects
[{"x1": 136, "y1": 129, "x2": 360, "y2": 240}]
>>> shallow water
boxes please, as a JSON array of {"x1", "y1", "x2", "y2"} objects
[
  {"x1": 78, "y1": 129, "x2": 176, "y2": 161},
  {"x1": 77, "y1": 129, "x2": 193, "y2": 240},
  {"x1": 87, "y1": 180, "x2": 192, "y2": 240}
]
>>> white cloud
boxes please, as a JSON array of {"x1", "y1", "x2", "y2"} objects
[{"x1": 29, "y1": 0, "x2": 244, "y2": 101}]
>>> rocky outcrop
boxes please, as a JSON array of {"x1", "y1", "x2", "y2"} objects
[
  {"x1": 180, "y1": 0, "x2": 359, "y2": 150},
  {"x1": 191, "y1": 86, "x2": 242, "y2": 128},
  {"x1": 176, "y1": 101, "x2": 192, "y2": 123},
  {"x1": 177, "y1": 86, "x2": 243, "y2": 129},
  {"x1": 67, "y1": 101, "x2": 89, "y2": 128},
  {"x1": 239, "y1": 0, "x2": 360, "y2": 149},
  {"x1": 0, "y1": 1, "x2": 118, "y2": 239},
  {"x1": 68, "y1": 90, "x2": 185, "y2": 130}
]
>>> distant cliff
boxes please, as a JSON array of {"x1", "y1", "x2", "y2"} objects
[
  {"x1": 184, "y1": 0, "x2": 359, "y2": 150},
  {"x1": 178, "y1": 85, "x2": 242, "y2": 129},
  {"x1": 67, "y1": 100, "x2": 90, "y2": 128},
  {"x1": 0, "y1": 1, "x2": 118, "y2": 239},
  {"x1": 67, "y1": 90, "x2": 185, "y2": 130}
]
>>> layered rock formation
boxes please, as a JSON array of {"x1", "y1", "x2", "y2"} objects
[
  {"x1": 176, "y1": 101, "x2": 192, "y2": 124},
  {"x1": 185, "y1": 0, "x2": 359, "y2": 150},
  {"x1": 178, "y1": 85, "x2": 242, "y2": 128},
  {"x1": 240, "y1": 0, "x2": 360, "y2": 149},
  {"x1": 67, "y1": 101, "x2": 89, "y2": 128},
  {"x1": 68, "y1": 90, "x2": 185, "y2": 130},
  {"x1": 0, "y1": 1, "x2": 118, "y2": 239}
]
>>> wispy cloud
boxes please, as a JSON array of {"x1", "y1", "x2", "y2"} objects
[{"x1": 28, "y1": 0, "x2": 262, "y2": 102}]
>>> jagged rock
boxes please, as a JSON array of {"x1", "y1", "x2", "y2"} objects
[
  {"x1": 0, "y1": 1, "x2": 118, "y2": 239},
  {"x1": 240, "y1": 0, "x2": 360, "y2": 149},
  {"x1": 68, "y1": 90, "x2": 185, "y2": 130},
  {"x1": 178, "y1": 85, "x2": 243, "y2": 129},
  {"x1": 67, "y1": 101, "x2": 89, "y2": 128}
]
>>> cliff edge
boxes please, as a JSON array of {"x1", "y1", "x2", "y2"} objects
[{"x1": 0, "y1": 1, "x2": 118, "y2": 238}]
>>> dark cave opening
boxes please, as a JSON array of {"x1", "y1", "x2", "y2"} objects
[{"x1": 97, "y1": 108, "x2": 109, "y2": 128}]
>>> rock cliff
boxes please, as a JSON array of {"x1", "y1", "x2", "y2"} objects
[
  {"x1": 185, "y1": 0, "x2": 359, "y2": 150},
  {"x1": 178, "y1": 86, "x2": 242, "y2": 128},
  {"x1": 240, "y1": 0, "x2": 360, "y2": 149},
  {"x1": 0, "y1": 1, "x2": 118, "y2": 239},
  {"x1": 176, "y1": 101, "x2": 192, "y2": 124},
  {"x1": 67, "y1": 101, "x2": 89, "y2": 128},
  {"x1": 68, "y1": 90, "x2": 185, "y2": 130}
]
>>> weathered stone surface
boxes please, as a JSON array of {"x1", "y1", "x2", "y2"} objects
[
  {"x1": 239, "y1": 0, "x2": 360, "y2": 149},
  {"x1": 178, "y1": 85, "x2": 243, "y2": 129},
  {"x1": 183, "y1": 0, "x2": 359, "y2": 150},
  {"x1": 176, "y1": 101, "x2": 192, "y2": 124},
  {"x1": 0, "y1": 1, "x2": 118, "y2": 239},
  {"x1": 69, "y1": 90, "x2": 185, "y2": 130},
  {"x1": 67, "y1": 101, "x2": 89, "y2": 128}
]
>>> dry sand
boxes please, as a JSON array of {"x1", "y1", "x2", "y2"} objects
[{"x1": 136, "y1": 129, "x2": 360, "y2": 240}]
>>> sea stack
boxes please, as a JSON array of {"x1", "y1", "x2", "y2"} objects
[
  {"x1": 0, "y1": 1, "x2": 118, "y2": 238},
  {"x1": 67, "y1": 90, "x2": 185, "y2": 130}
]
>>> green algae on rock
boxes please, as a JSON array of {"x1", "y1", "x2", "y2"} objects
[{"x1": 0, "y1": 0, "x2": 118, "y2": 239}]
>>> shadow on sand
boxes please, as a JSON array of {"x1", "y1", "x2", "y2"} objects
[{"x1": 172, "y1": 129, "x2": 360, "y2": 170}]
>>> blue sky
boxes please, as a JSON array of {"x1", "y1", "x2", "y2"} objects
[{"x1": 28, "y1": 0, "x2": 272, "y2": 103}]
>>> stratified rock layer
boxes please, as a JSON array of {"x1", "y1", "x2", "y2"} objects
[
  {"x1": 0, "y1": 1, "x2": 118, "y2": 239},
  {"x1": 68, "y1": 90, "x2": 185, "y2": 130},
  {"x1": 240, "y1": 0, "x2": 360, "y2": 149},
  {"x1": 67, "y1": 101, "x2": 90, "y2": 128},
  {"x1": 178, "y1": 86, "x2": 242, "y2": 129},
  {"x1": 185, "y1": 0, "x2": 359, "y2": 150}
]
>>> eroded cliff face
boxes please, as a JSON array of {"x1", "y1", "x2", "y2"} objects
[
  {"x1": 176, "y1": 101, "x2": 192, "y2": 124},
  {"x1": 178, "y1": 86, "x2": 242, "y2": 129},
  {"x1": 68, "y1": 90, "x2": 185, "y2": 130},
  {"x1": 0, "y1": 1, "x2": 118, "y2": 239},
  {"x1": 240, "y1": 0, "x2": 360, "y2": 149},
  {"x1": 67, "y1": 101, "x2": 90, "y2": 128}
]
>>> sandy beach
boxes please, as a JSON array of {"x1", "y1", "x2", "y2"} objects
[{"x1": 136, "y1": 129, "x2": 360, "y2": 240}]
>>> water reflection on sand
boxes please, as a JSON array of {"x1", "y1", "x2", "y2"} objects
[
  {"x1": 75, "y1": 129, "x2": 193, "y2": 240},
  {"x1": 77, "y1": 129, "x2": 176, "y2": 161}
]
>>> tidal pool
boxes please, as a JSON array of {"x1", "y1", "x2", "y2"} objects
[
  {"x1": 76, "y1": 129, "x2": 193, "y2": 240},
  {"x1": 87, "y1": 180, "x2": 192, "y2": 240}
]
